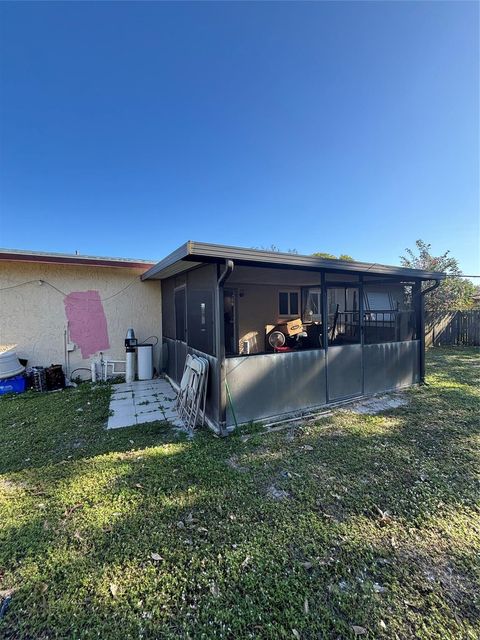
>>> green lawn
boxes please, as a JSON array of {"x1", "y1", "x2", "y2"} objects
[{"x1": 0, "y1": 347, "x2": 479, "y2": 639}]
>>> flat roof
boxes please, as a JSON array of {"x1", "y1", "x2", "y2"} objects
[
  {"x1": 0, "y1": 248, "x2": 156, "y2": 270},
  {"x1": 141, "y1": 241, "x2": 447, "y2": 281}
]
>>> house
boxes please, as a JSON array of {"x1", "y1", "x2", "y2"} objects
[
  {"x1": 0, "y1": 249, "x2": 161, "y2": 376},
  {"x1": 142, "y1": 241, "x2": 445, "y2": 434},
  {"x1": 1, "y1": 242, "x2": 445, "y2": 434}
]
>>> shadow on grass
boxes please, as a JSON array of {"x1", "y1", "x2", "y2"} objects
[
  {"x1": 1, "y1": 348, "x2": 479, "y2": 638},
  {"x1": 0, "y1": 383, "x2": 186, "y2": 475}
]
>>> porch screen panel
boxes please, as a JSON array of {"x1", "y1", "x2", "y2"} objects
[
  {"x1": 327, "y1": 287, "x2": 360, "y2": 345},
  {"x1": 174, "y1": 288, "x2": 186, "y2": 342},
  {"x1": 187, "y1": 289, "x2": 214, "y2": 355},
  {"x1": 363, "y1": 284, "x2": 416, "y2": 344},
  {"x1": 162, "y1": 278, "x2": 176, "y2": 339}
]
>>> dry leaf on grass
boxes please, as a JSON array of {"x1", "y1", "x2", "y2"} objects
[
  {"x1": 63, "y1": 503, "x2": 83, "y2": 518},
  {"x1": 150, "y1": 553, "x2": 163, "y2": 562},
  {"x1": 292, "y1": 629, "x2": 301, "y2": 639},
  {"x1": 375, "y1": 506, "x2": 392, "y2": 526},
  {"x1": 304, "y1": 597, "x2": 309, "y2": 614},
  {"x1": 352, "y1": 625, "x2": 367, "y2": 636},
  {"x1": 109, "y1": 583, "x2": 118, "y2": 598}
]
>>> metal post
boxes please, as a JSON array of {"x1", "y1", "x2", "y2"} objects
[
  {"x1": 418, "y1": 280, "x2": 441, "y2": 384},
  {"x1": 215, "y1": 260, "x2": 234, "y2": 435},
  {"x1": 359, "y1": 274, "x2": 365, "y2": 395},
  {"x1": 417, "y1": 283, "x2": 426, "y2": 384},
  {"x1": 322, "y1": 271, "x2": 330, "y2": 402}
]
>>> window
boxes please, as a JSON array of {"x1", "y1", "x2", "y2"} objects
[
  {"x1": 304, "y1": 289, "x2": 322, "y2": 321},
  {"x1": 278, "y1": 291, "x2": 299, "y2": 316}
]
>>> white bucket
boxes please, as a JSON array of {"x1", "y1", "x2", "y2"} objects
[
  {"x1": 137, "y1": 344, "x2": 153, "y2": 380},
  {"x1": 0, "y1": 345, "x2": 25, "y2": 380}
]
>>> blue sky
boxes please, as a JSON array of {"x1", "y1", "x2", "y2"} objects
[{"x1": 0, "y1": 1, "x2": 478, "y2": 273}]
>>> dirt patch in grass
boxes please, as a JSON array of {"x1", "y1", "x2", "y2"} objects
[
  {"x1": 266, "y1": 485, "x2": 290, "y2": 501},
  {"x1": 226, "y1": 455, "x2": 248, "y2": 473},
  {"x1": 348, "y1": 393, "x2": 410, "y2": 414}
]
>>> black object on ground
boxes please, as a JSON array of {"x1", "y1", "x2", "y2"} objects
[
  {"x1": 0, "y1": 595, "x2": 12, "y2": 620},
  {"x1": 46, "y1": 364, "x2": 66, "y2": 391}
]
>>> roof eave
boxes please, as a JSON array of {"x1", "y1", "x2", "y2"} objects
[
  {"x1": 0, "y1": 249, "x2": 156, "y2": 269},
  {"x1": 141, "y1": 241, "x2": 446, "y2": 281},
  {"x1": 140, "y1": 242, "x2": 192, "y2": 280}
]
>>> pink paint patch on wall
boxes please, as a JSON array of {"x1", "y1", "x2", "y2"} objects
[{"x1": 64, "y1": 290, "x2": 110, "y2": 358}]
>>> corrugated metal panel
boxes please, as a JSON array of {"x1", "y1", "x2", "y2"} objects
[
  {"x1": 327, "y1": 344, "x2": 363, "y2": 401},
  {"x1": 363, "y1": 341, "x2": 420, "y2": 394},
  {"x1": 225, "y1": 349, "x2": 327, "y2": 426}
]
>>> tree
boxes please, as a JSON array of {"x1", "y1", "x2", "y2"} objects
[
  {"x1": 312, "y1": 252, "x2": 355, "y2": 261},
  {"x1": 400, "y1": 240, "x2": 476, "y2": 311},
  {"x1": 253, "y1": 245, "x2": 298, "y2": 254},
  {"x1": 253, "y1": 246, "x2": 353, "y2": 259}
]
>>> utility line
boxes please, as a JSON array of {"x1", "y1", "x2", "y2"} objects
[{"x1": 0, "y1": 278, "x2": 140, "y2": 300}]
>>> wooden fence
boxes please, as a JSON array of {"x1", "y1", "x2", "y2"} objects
[{"x1": 425, "y1": 310, "x2": 480, "y2": 347}]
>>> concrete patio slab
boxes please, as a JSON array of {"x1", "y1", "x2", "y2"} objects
[
  {"x1": 107, "y1": 377, "x2": 181, "y2": 429},
  {"x1": 136, "y1": 402, "x2": 163, "y2": 414},
  {"x1": 136, "y1": 410, "x2": 165, "y2": 424}
]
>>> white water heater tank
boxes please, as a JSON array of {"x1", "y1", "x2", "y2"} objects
[{"x1": 137, "y1": 344, "x2": 153, "y2": 380}]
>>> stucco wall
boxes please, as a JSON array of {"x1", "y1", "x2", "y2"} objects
[{"x1": 0, "y1": 260, "x2": 161, "y2": 378}]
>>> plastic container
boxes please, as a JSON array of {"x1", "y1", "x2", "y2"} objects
[
  {"x1": 0, "y1": 346, "x2": 25, "y2": 380},
  {"x1": 137, "y1": 344, "x2": 153, "y2": 380},
  {"x1": 0, "y1": 374, "x2": 26, "y2": 395}
]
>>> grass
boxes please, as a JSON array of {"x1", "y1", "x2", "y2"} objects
[{"x1": 0, "y1": 347, "x2": 479, "y2": 639}]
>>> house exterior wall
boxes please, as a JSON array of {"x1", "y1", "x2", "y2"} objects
[{"x1": 0, "y1": 260, "x2": 161, "y2": 377}]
